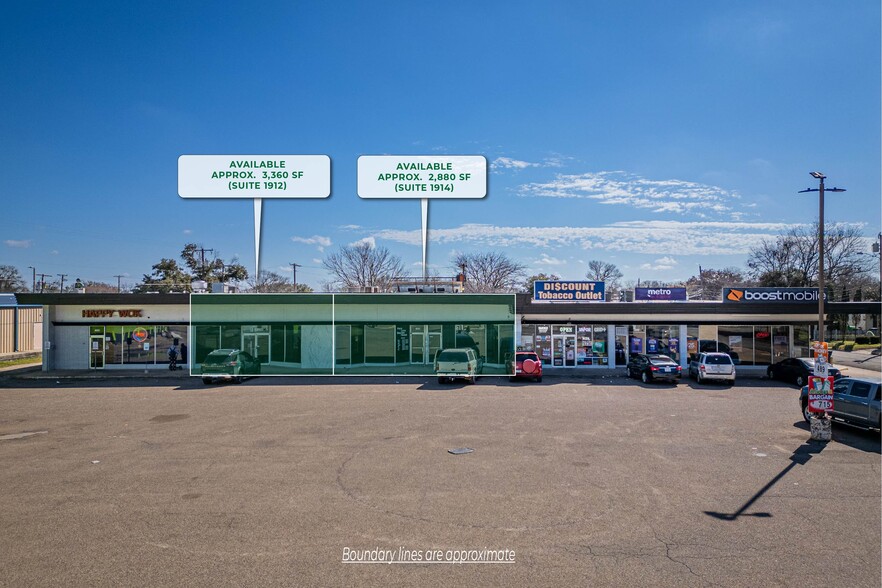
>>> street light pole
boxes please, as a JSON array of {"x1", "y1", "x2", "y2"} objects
[{"x1": 799, "y1": 172, "x2": 846, "y2": 344}]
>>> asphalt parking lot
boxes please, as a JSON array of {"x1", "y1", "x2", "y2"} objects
[{"x1": 1, "y1": 375, "x2": 879, "y2": 587}]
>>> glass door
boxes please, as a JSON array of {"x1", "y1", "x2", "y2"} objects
[
  {"x1": 427, "y1": 326, "x2": 442, "y2": 364},
  {"x1": 243, "y1": 333, "x2": 270, "y2": 364},
  {"x1": 410, "y1": 327, "x2": 425, "y2": 364},
  {"x1": 89, "y1": 335, "x2": 105, "y2": 369},
  {"x1": 563, "y1": 335, "x2": 576, "y2": 366}
]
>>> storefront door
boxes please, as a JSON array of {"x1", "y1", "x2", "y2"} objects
[
  {"x1": 552, "y1": 335, "x2": 576, "y2": 367},
  {"x1": 242, "y1": 333, "x2": 270, "y2": 364},
  {"x1": 410, "y1": 325, "x2": 442, "y2": 364},
  {"x1": 89, "y1": 335, "x2": 105, "y2": 369}
]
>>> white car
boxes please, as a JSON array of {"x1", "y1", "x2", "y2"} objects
[{"x1": 689, "y1": 352, "x2": 736, "y2": 385}]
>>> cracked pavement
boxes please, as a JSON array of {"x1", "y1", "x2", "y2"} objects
[{"x1": 0, "y1": 375, "x2": 879, "y2": 587}]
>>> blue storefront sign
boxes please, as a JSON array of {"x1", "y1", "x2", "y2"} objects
[
  {"x1": 634, "y1": 287, "x2": 687, "y2": 301},
  {"x1": 533, "y1": 281, "x2": 605, "y2": 302}
]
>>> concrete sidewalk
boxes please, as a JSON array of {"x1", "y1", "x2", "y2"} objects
[{"x1": 4, "y1": 365, "x2": 879, "y2": 383}]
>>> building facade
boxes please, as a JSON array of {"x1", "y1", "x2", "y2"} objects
[{"x1": 16, "y1": 292, "x2": 880, "y2": 375}]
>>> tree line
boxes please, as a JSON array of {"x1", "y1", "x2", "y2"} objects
[{"x1": 2, "y1": 224, "x2": 878, "y2": 299}]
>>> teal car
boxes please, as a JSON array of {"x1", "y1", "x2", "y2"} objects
[{"x1": 201, "y1": 349, "x2": 261, "y2": 384}]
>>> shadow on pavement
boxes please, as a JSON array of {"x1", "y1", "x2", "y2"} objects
[
  {"x1": 792, "y1": 420, "x2": 881, "y2": 454},
  {"x1": 704, "y1": 441, "x2": 828, "y2": 521}
]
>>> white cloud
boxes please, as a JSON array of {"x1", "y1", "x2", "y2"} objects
[
  {"x1": 291, "y1": 235, "x2": 332, "y2": 251},
  {"x1": 491, "y1": 156, "x2": 566, "y2": 173},
  {"x1": 533, "y1": 254, "x2": 566, "y2": 266},
  {"x1": 349, "y1": 236, "x2": 376, "y2": 249},
  {"x1": 640, "y1": 256, "x2": 679, "y2": 270},
  {"x1": 4, "y1": 239, "x2": 32, "y2": 248},
  {"x1": 51, "y1": 250, "x2": 59, "y2": 255},
  {"x1": 312, "y1": 258, "x2": 322, "y2": 264},
  {"x1": 520, "y1": 171, "x2": 741, "y2": 218},
  {"x1": 370, "y1": 220, "x2": 801, "y2": 256},
  {"x1": 183, "y1": 229, "x2": 192, "y2": 235}
]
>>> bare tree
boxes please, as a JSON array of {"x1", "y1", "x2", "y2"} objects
[
  {"x1": 246, "y1": 270, "x2": 314, "y2": 293},
  {"x1": 684, "y1": 267, "x2": 751, "y2": 300},
  {"x1": 322, "y1": 241, "x2": 404, "y2": 291},
  {"x1": 586, "y1": 260, "x2": 624, "y2": 301},
  {"x1": 0, "y1": 265, "x2": 28, "y2": 291},
  {"x1": 520, "y1": 273, "x2": 560, "y2": 294},
  {"x1": 453, "y1": 251, "x2": 526, "y2": 293},
  {"x1": 747, "y1": 223, "x2": 873, "y2": 290}
]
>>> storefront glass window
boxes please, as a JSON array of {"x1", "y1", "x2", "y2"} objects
[
  {"x1": 646, "y1": 326, "x2": 680, "y2": 362},
  {"x1": 364, "y1": 324, "x2": 394, "y2": 363},
  {"x1": 793, "y1": 325, "x2": 811, "y2": 358},
  {"x1": 221, "y1": 325, "x2": 240, "y2": 350},
  {"x1": 105, "y1": 326, "x2": 124, "y2": 365},
  {"x1": 753, "y1": 326, "x2": 772, "y2": 365},
  {"x1": 285, "y1": 325, "x2": 302, "y2": 363},
  {"x1": 535, "y1": 325, "x2": 552, "y2": 364},
  {"x1": 718, "y1": 325, "x2": 753, "y2": 365},
  {"x1": 194, "y1": 325, "x2": 220, "y2": 364},
  {"x1": 519, "y1": 324, "x2": 536, "y2": 351},
  {"x1": 157, "y1": 326, "x2": 188, "y2": 366},
  {"x1": 772, "y1": 326, "x2": 789, "y2": 362},
  {"x1": 686, "y1": 326, "x2": 700, "y2": 360},
  {"x1": 455, "y1": 325, "x2": 486, "y2": 359},
  {"x1": 123, "y1": 325, "x2": 156, "y2": 364}
]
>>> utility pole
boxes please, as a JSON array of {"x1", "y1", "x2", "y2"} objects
[
  {"x1": 799, "y1": 172, "x2": 846, "y2": 344},
  {"x1": 698, "y1": 265, "x2": 704, "y2": 300},
  {"x1": 28, "y1": 266, "x2": 36, "y2": 292},
  {"x1": 196, "y1": 247, "x2": 214, "y2": 280},
  {"x1": 37, "y1": 273, "x2": 51, "y2": 293},
  {"x1": 57, "y1": 274, "x2": 67, "y2": 292},
  {"x1": 113, "y1": 275, "x2": 124, "y2": 293},
  {"x1": 290, "y1": 262, "x2": 301, "y2": 289}
]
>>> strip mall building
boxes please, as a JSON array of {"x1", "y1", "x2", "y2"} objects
[{"x1": 17, "y1": 284, "x2": 879, "y2": 376}]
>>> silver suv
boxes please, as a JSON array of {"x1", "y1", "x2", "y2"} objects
[{"x1": 689, "y1": 352, "x2": 735, "y2": 385}]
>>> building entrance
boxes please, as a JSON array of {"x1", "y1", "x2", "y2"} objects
[
  {"x1": 552, "y1": 334, "x2": 576, "y2": 367},
  {"x1": 242, "y1": 332, "x2": 270, "y2": 364},
  {"x1": 89, "y1": 334, "x2": 105, "y2": 369},
  {"x1": 410, "y1": 325, "x2": 442, "y2": 364}
]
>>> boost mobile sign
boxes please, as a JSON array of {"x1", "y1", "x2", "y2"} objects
[{"x1": 723, "y1": 287, "x2": 828, "y2": 303}]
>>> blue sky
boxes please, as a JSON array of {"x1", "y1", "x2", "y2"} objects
[{"x1": 1, "y1": 1, "x2": 879, "y2": 290}]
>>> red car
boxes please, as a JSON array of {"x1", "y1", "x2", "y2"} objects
[{"x1": 508, "y1": 351, "x2": 543, "y2": 382}]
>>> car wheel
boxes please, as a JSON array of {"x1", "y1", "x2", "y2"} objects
[
  {"x1": 234, "y1": 376, "x2": 243, "y2": 384},
  {"x1": 535, "y1": 376, "x2": 542, "y2": 383},
  {"x1": 438, "y1": 377, "x2": 444, "y2": 384},
  {"x1": 202, "y1": 377, "x2": 212, "y2": 385},
  {"x1": 802, "y1": 401, "x2": 812, "y2": 423},
  {"x1": 641, "y1": 371, "x2": 650, "y2": 384},
  {"x1": 767, "y1": 368, "x2": 775, "y2": 380},
  {"x1": 795, "y1": 375, "x2": 805, "y2": 387}
]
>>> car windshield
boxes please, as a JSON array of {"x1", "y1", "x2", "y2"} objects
[
  {"x1": 204, "y1": 351, "x2": 233, "y2": 365},
  {"x1": 705, "y1": 355, "x2": 732, "y2": 365},
  {"x1": 437, "y1": 351, "x2": 468, "y2": 362},
  {"x1": 518, "y1": 353, "x2": 539, "y2": 362},
  {"x1": 649, "y1": 355, "x2": 676, "y2": 365}
]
